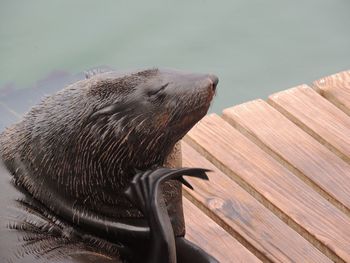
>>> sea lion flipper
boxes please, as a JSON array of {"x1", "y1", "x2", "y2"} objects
[
  {"x1": 125, "y1": 167, "x2": 210, "y2": 213},
  {"x1": 172, "y1": 168, "x2": 210, "y2": 190},
  {"x1": 177, "y1": 176, "x2": 194, "y2": 190},
  {"x1": 124, "y1": 167, "x2": 211, "y2": 263},
  {"x1": 175, "y1": 237, "x2": 219, "y2": 263}
]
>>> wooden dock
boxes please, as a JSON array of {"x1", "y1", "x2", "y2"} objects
[
  {"x1": 1, "y1": 70, "x2": 350, "y2": 262},
  {"x1": 183, "y1": 70, "x2": 350, "y2": 263}
]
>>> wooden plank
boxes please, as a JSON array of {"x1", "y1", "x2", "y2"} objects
[
  {"x1": 312, "y1": 70, "x2": 350, "y2": 116},
  {"x1": 182, "y1": 142, "x2": 331, "y2": 263},
  {"x1": 186, "y1": 114, "x2": 350, "y2": 263},
  {"x1": 222, "y1": 99, "x2": 350, "y2": 217},
  {"x1": 184, "y1": 198, "x2": 261, "y2": 263},
  {"x1": 268, "y1": 85, "x2": 350, "y2": 164}
]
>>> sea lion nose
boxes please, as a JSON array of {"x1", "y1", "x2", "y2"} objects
[{"x1": 208, "y1": 74, "x2": 219, "y2": 91}]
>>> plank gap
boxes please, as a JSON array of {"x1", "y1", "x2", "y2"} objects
[
  {"x1": 267, "y1": 96, "x2": 350, "y2": 166},
  {"x1": 182, "y1": 141, "x2": 330, "y2": 263},
  {"x1": 184, "y1": 197, "x2": 261, "y2": 262},
  {"x1": 184, "y1": 134, "x2": 344, "y2": 263},
  {"x1": 313, "y1": 85, "x2": 350, "y2": 117},
  {"x1": 222, "y1": 113, "x2": 350, "y2": 219},
  {"x1": 184, "y1": 193, "x2": 272, "y2": 263},
  {"x1": 312, "y1": 71, "x2": 350, "y2": 117}
]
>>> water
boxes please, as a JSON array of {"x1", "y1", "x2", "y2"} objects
[{"x1": 1, "y1": 0, "x2": 349, "y2": 113}]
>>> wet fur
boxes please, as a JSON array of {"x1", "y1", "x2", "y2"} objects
[
  {"x1": 0, "y1": 68, "x2": 215, "y2": 262},
  {"x1": 0, "y1": 69, "x2": 212, "y2": 219}
]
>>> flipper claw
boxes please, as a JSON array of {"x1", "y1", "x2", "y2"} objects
[{"x1": 176, "y1": 176, "x2": 194, "y2": 190}]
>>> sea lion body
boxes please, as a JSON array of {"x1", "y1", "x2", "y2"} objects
[
  {"x1": 0, "y1": 68, "x2": 218, "y2": 262},
  {"x1": 0, "y1": 162, "x2": 125, "y2": 263}
]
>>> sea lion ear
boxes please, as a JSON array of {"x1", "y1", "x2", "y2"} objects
[
  {"x1": 84, "y1": 67, "x2": 113, "y2": 79},
  {"x1": 88, "y1": 104, "x2": 122, "y2": 122},
  {"x1": 87, "y1": 101, "x2": 135, "y2": 123}
]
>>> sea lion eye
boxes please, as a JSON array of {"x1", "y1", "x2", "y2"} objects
[{"x1": 147, "y1": 83, "x2": 169, "y2": 97}]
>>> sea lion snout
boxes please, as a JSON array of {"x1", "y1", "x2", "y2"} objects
[
  {"x1": 205, "y1": 74, "x2": 218, "y2": 103},
  {"x1": 207, "y1": 74, "x2": 219, "y2": 92},
  {"x1": 159, "y1": 70, "x2": 218, "y2": 100}
]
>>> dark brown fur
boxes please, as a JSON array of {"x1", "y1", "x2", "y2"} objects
[{"x1": 0, "y1": 68, "x2": 216, "y2": 238}]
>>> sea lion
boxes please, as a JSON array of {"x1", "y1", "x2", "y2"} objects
[{"x1": 0, "y1": 68, "x2": 218, "y2": 262}]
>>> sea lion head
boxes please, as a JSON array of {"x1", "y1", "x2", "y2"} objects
[
  {"x1": 83, "y1": 68, "x2": 218, "y2": 173},
  {"x1": 0, "y1": 68, "x2": 218, "y2": 217}
]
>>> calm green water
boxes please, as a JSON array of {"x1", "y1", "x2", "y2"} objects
[{"x1": 1, "y1": 0, "x2": 349, "y2": 112}]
